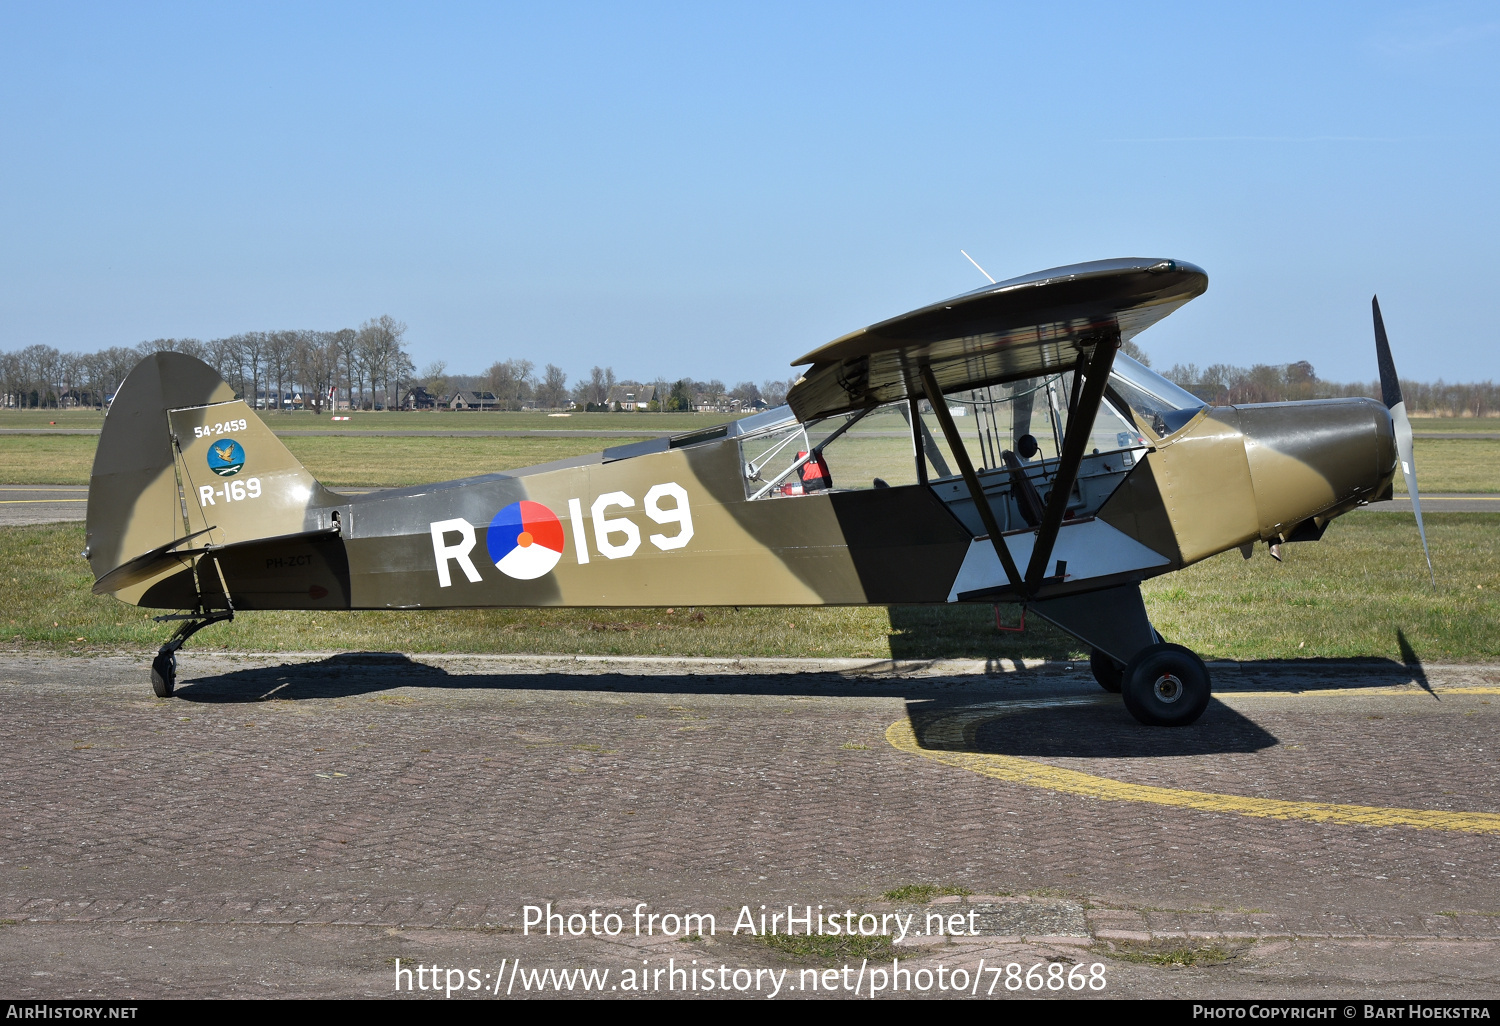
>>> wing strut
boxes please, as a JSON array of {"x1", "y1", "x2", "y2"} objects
[
  {"x1": 1023, "y1": 333, "x2": 1120, "y2": 592},
  {"x1": 905, "y1": 395, "x2": 927, "y2": 485},
  {"x1": 898, "y1": 396, "x2": 951, "y2": 482},
  {"x1": 919, "y1": 364, "x2": 1027, "y2": 597}
]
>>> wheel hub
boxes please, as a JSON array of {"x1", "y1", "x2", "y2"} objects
[{"x1": 1153, "y1": 672, "x2": 1183, "y2": 703}]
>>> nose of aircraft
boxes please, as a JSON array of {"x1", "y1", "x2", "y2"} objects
[{"x1": 1235, "y1": 397, "x2": 1397, "y2": 539}]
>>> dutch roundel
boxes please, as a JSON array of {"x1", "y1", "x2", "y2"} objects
[{"x1": 485, "y1": 500, "x2": 566, "y2": 580}]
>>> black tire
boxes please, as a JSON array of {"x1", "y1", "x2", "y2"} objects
[
  {"x1": 1089, "y1": 648, "x2": 1123, "y2": 693},
  {"x1": 150, "y1": 651, "x2": 176, "y2": 698},
  {"x1": 1120, "y1": 643, "x2": 1211, "y2": 726}
]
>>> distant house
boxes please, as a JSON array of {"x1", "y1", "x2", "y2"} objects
[
  {"x1": 693, "y1": 392, "x2": 739, "y2": 414},
  {"x1": 448, "y1": 390, "x2": 500, "y2": 411},
  {"x1": 255, "y1": 390, "x2": 306, "y2": 410},
  {"x1": 402, "y1": 386, "x2": 440, "y2": 410},
  {"x1": 60, "y1": 388, "x2": 101, "y2": 408},
  {"x1": 605, "y1": 384, "x2": 656, "y2": 411}
]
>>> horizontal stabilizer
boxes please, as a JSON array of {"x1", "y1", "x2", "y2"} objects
[{"x1": 90, "y1": 528, "x2": 214, "y2": 596}]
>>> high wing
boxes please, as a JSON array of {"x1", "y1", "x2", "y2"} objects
[{"x1": 786, "y1": 257, "x2": 1207, "y2": 423}]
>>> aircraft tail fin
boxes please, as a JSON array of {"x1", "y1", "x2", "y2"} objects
[{"x1": 86, "y1": 351, "x2": 340, "y2": 605}]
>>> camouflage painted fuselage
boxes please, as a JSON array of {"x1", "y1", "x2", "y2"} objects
[{"x1": 88, "y1": 354, "x2": 1397, "y2": 616}]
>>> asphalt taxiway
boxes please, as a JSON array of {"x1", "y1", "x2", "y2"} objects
[{"x1": 1, "y1": 653, "x2": 1496, "y2": 999}]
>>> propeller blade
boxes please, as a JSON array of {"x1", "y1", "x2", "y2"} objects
[{"x1": 1373, "y1": 296, "x2": 1434, "y2": 584}]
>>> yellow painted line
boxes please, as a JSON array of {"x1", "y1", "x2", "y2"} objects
[
  {"x1": 1226, "y1": 685, "x2": 1500, "y2": 698},
  {"x1": 0, "y1": 499, "x2": 87, "y2": 504},
  {"x1": 886, "y1": 715, "x2": 1500, "y2": 835}
]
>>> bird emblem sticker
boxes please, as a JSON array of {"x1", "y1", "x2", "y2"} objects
[
  {"x1": 485, "y1": 500, "x2": 565, "y2": 580},
  {"x1": 207, "y1": 439, "x2": 246, "y2": 477}
]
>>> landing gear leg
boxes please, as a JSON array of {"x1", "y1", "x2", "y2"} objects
[
  {"x1": 149, "y1": 608, "x2": 233, "y2": 698},
  {"x1": 1091, "y1": 625, "x2": 1168, "y2": 693},
  {"x1": 1089, "y1": 649, "x2": 1123, "y2": 693}
]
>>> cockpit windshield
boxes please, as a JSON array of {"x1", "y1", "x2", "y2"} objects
[{"x1": 1108, "y1": 354, "x2": 1208, "y2": 438}]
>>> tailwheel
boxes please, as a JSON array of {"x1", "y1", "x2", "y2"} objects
[
  {"x1": 1120, "y1": 643, "x2": 1211, "y2": 726},
  {"x1": 147, "y1": 604, "x2": 232, "y2": 699},
  {"x1": 150, "y1": 649, "x2": 177, "y2": 698},
  {"x1": 1089, "y1": 649, "x2": 1123, "y2": 693}
]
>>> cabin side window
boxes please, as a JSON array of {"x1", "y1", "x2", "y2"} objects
[
  {"x1": 737, "y1": 404, "x2": 931, "y2": 498},
  {"x1": 736, "y1": 370, "x2": 1158, "y2": 503}
]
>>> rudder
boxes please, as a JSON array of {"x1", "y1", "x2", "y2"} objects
[{"x1": 87, "y1": 352, "x2": 342, "y2": 607}]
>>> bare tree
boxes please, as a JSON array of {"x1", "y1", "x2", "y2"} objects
[
  {"x1": 536, "y1": 364, "x2": 568, "y2": 409},
  {"x1": 92, "y1": 347, "x2": 139, "y2": 408},
  {"x1": 1121, "y1": 338, "x2": 1151, "y2": 366},
  {"x1": 331, "y1": 328, "x2": 357, "y2": 411},
  {"x1": 420, "y1": 360, "x2": 449, "y2": 400},
  {"x1": 58, "y1": 352, "x2": 84, "y2": 406},
  {"x1": 236, "y1": 333, "x2": 266, "y2": 409},
  {"x1": 575, "y1": 365, "x2": 615, "y2": 406},
  {"x1": 204, "y1": 335, "x2": 244, "y2": 399},
  {"x1": 263, "y1": 331, "x2": 301, "y2": 411},
  {"x1": 356, "y1": 315, "x2": 409, "y2": 409},
  {"x1": 294, "y1": 331, "x2": 342, "y2": 415},
  {"x1": 18, "y1": 345, "x2": 62, "y2": 407},
  {"x1": 0, "y1": 351, "x2": 22, "y2": 408},
  {"x1": 487, "y1": 359, "x2": 535, "y2": 410},
  {"x1": 10, "y1": 332, "x2": 1500, "y2": 420},
  {"x1": 730, "y1": 380, "x2": 762, "y2": 407},
  {"x1": 761, "y1": 377, "x2": 798, "y2": 407}
]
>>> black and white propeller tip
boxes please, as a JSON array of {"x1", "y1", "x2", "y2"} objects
[{"x1": 1373, "y1": 295, "x2": 1434, "y2": 584}]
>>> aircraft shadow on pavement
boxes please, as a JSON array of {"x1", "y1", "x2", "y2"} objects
[
  {"x1": 902, "y1": 695, "x2": 1279, "y2": 758},
  {"x1": 173, "y1": 652, "x2": 1270, "y2": 755},
  {"x1": 171, "y1": 641, "x2": 1430, "y2": 757},
  {"x1": 171, "y1": 652, "x2": 1010, "y2": 703}
]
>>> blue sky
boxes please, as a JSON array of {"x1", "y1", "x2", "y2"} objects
[{"x1": 1, "y1": 2, "x2": 1497, "y2": 384}]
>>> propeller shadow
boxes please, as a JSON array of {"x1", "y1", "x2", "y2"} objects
[
  {"x1": 1207, "y1": 654, "x2": 1438, "y2": 695},
  {"x1": 1395, "y1": 627, "x2": 1435, "y2": 698}
]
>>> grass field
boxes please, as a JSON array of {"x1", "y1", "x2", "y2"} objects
[
  {"x1": 0, "y1": 434, "x2": 652, "y2": 487},
  {"x1": 1406, "y1": 417, "x2": 1500, "y2": 433},
  {"x1": 3, "y1": 514, "x2": 1495, "y2": 662},
  {"x1": 0, "y1": 408, "x2": 739, "y2": 433},
  {"x1": 5, "y1": 407, "x2": 1498, "y2": 433},
  {"x1": 1390, "y1": 438, "x2": 1500, "y2": 493},
  {"x1": 289, "y1": 435, "x2": 654, "y2": 488},
  {"x1": 5, "y1": 428, "x2": 1497, "y2": 491}
]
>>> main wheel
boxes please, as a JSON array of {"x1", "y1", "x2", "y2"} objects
[
  {"x1": 1089, "y1": 648, "x2": 1123, "y2": 693},
  {"x1": 150, "y1": 650, "x2": 176, "y2": 698},
  {"x1": 1120, "y1": 643, "x2": 1210, "y2": 726}
]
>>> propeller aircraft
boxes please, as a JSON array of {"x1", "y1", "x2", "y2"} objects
[{"x1": 84, "y1": 258, "x2": 1429, "y2": 725}]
